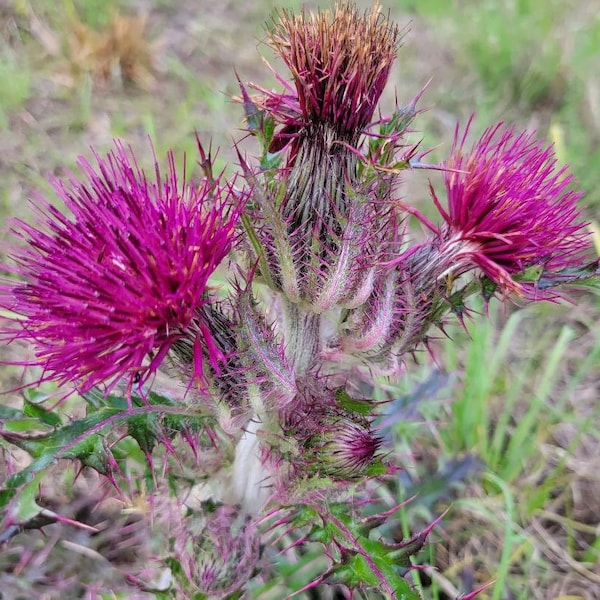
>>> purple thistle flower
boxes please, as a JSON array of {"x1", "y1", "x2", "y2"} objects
[
  {"x1": 1, "y1": 141, "x2": 244, "y2": 395},
  {"x1": 433, "y1": 120, "x2": 592, "y2": 297},
  {"x1": 264, "y1": 2, "x2": 401, "y2": 147}
]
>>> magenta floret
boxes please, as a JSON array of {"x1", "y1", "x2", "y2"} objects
[
  {"x1": 1, "y1": 141, "x2": 243, "y2": 394},
  {"x1": 258, "y1": 3, "x2": 401, "y2": 156},
  {"x1": 435, "y1": 120, "x2": 592, "y2": 296}
]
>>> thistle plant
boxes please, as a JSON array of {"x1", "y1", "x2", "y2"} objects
[{"x1": 0, "y1": 3, "x2": 597, "y2": 599}]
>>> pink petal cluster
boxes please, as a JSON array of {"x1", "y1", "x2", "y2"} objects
[
  {"x1": 1, "y1": 142, "x2": 243, "y2": 394},
  {"x1": 434, "y1": 121, "x2": 592, "y2": 297}
]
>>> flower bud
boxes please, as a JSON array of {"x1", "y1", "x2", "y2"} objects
[
  {"x1": 178, "y1": 505, "x2": 259, "y2": 598},
  {"x1": 308, "y1": 419, "x2": 382, "y2": 480}
]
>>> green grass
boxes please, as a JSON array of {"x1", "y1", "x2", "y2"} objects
[
  {"x1": 394, "y1": 0, "x2": 600, "y2": 211},
  {"x1": 47, "y1": 0, "x2": 120, "y2": 28},
  {"x1": 385, "y1": 301, "x2": 600, "y2": 598},
  {"x1": 442, "y1": 307, "x2": 577, "y2": 482},
  {"x1": 0, "y1": 48, "x2": 31, "y2": 129}
]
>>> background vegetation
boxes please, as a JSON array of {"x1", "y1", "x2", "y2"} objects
[{"x1": 1, "y1": 0, "x2": 599, "y2": 598}]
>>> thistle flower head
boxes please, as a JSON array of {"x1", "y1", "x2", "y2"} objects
[
  {"x1": 310, "y1": 419, "x2": 383, "y2": 480},
  {"x1": 278, "y1": 386, "x2": 383, "y2": 483},
  {"x1": 1, "y1": 141, "x2": 244, "y2": 394},
  {"x1": 177, "y1": 505, "x2": 259, "y2": 597},
  {"x1": 434, "y1": 120, "x2": 592, "y2": 296},
  {"x1": 266, "y1": 2, "x2": 401, "y2": 142}
]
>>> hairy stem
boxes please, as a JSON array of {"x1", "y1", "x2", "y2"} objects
[{"x1": 281, "y1": 299, "x2": 320, "y2": 374}]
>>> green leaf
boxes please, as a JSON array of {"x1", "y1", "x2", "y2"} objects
[
  {"x1": 0, "y1": 395, "x2": 209, "y2": 518},
  {"x1": 64, "y1": 433, "x2": 113, "y2": 473},
  {"x1": 260, "y1": 151, "x2": 282, "y2": 171},
  {"x1": 480, "y1": 276, "x2": 498, "y2": 302},
  {"x1": 365, "y1": 461, "x2": 388, "y2": 477},
  {"x1": 0, "y1": 407, "x2": 124, "y2": 517},
  {"x1": 0, "y1": 405, "x2": 27, "y2": 421},
  {"x1": 1, "y1": 418, "x2": 49, "y2": 434},
  {"x1": 82, "y1": 387, "x2": 107, "y2": 409},
  {"x1": 237, "y1": 77, "x2": 263, "y2": 133},
  {"x1": 6, "y1": 471, "x2": 45, "y2": 524},
  {"x1": 127, "y1": 412, "x2": 160, "y2": 454},
  {"x1": 328, "y1": 553, "x2": 418, "y2": 598},
  {"x1": 514, "y1": 264, "x2": 544, "y2": 283},
  {"x1": 290, "y1": 504, "x2": 319, "y2": 527},
  {"x1": 537, "y1": 259, "x2": 600, "y2": 289},
  {"x1": 335, "y1": 389, "x2": 372, "y2": 416},
  {"x1": 0, "y1": 407, "x2": 122, "y2": 460},
  {"x1": 240, "y1": 212, "x2": 278, "y2": 290},
  {"x1": 261, "y1": 114, "x2": 275, "y2": 146},
  {"x1": 0, "y1": 388, "x2": 209, "y2": 537},
  {"x1": 23, "y1": 400, "x2": 62, "y2": 428},
  {"x1": 329, "y1": 556, "x2": 377, "y2": 588}
]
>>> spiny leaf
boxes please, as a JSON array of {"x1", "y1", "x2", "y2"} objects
[
  {"x1": 2, "y1": 471, "x2": 45, "y2": 525},
  {"x1": 0, "y1": 407, "x2": 122, "y2": 460},
  {"x1": 127, "y1": 412, "x2": 161, "y2": 454},
  {"x1": 0, "y1": 402, "x2": 203, "y2": 514},
  {"x1": 537, "y1": 258, "x2": 600, "y2": 289},
  {"x1": 64, "y1": 432, "x2": 113, "y2": 473},
  {"x1": 237, "y1": 76, "x2": 264, "y2": 133},
  {"x1": 23, "y1": 399, "x2": 62, "y2": 428},
  {"x1": 480, "y1": 276, "x2": 498, "y2": 303},
  {"x1": 514, "y1": 264, "x2": 544, "y2": 283},
  {"x1": 328, "y1": 553, "x2": 418, "y2": 599},
  {"x1": 260, "y1": 151, "x2": 283, "y2": 171}
]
